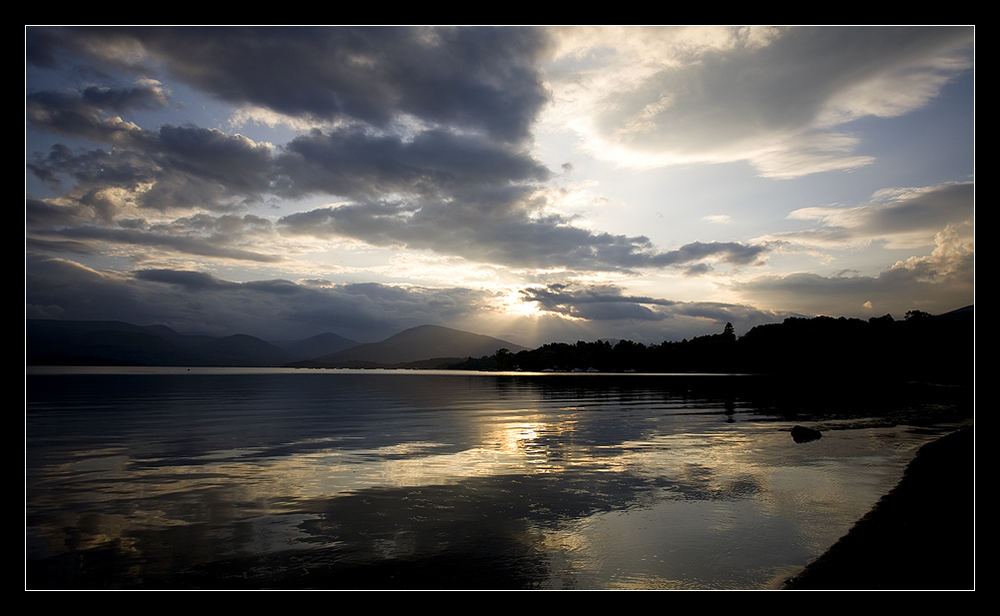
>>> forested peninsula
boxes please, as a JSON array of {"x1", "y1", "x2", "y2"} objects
[{"x1": 452, "y1": 306, "x2": 973, "y2": 386}]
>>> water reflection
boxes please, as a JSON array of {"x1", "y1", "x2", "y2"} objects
[{"x1": 26, "y1": 371, "x2": 969, "y2": 589}]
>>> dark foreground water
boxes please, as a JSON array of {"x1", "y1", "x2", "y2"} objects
[{"x1": 25, "y1": 368, "x2": 971, "y2": 589}]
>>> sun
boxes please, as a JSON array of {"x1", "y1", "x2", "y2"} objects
[{"x1": 496, "y1": 288, "x2": 544, "y2": 318}]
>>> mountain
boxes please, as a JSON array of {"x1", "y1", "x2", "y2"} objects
[
  {"x1": 26, "y1": 320, "x2": 357, "y2": 367},
  {"x1": 273, "y1": 332, "x2": 358, "y2": 359},
  {"x1": 292, "y1": 324, "x2": 526, "y2": 367},
  {"x1": 26, "y1": 320, "x2": 291, "y2": 366},
  {"x1": 934, "y1": 305, "x2": 974, "y2": 321},
  {"x1": 26, "y1": 320, "x2": 520, "y2": 368}
]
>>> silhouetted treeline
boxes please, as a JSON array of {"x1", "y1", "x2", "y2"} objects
[{"x1": 452, "y1": 306, "x2": 973, "y2": 385}]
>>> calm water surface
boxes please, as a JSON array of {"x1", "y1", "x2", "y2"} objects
[{"x1": 25, "y1": 368, "x2": 970, "y2": 589}]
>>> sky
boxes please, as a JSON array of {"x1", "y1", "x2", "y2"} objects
[{"x1": 25, "y1": 26, "x2": 975, "y2": 346}]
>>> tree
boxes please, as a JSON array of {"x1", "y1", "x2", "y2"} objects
[{"x1": 493, "y1": 347, "x2": 514, "y2": 370}]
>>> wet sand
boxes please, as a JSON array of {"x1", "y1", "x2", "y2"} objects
[{"x1": 783, "y1": 426, "x2": 974, "y2": 590}]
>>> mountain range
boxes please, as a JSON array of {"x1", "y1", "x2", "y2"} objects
[
  {"x1": 289, "y1": 324, "x2": 527, "y2": 368},
  {"x1": 25, "y1": 306, "x2": 973, "y2": 376},
  {"x1": 25, "y1": 320, "x2": 522, "y2": 368}
]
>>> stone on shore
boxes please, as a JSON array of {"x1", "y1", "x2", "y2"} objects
[{"x1": 791, "y1": 425, "x2": 822, "y2": 443}]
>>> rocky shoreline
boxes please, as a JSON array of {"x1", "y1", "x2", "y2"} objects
[{"x1": 783, "y1": 426, "x2": 974, "y2": 590}]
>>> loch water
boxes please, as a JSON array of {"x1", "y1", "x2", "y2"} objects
[{"x1": 25, "y1": 368, "x2": 970, "y2": 589}]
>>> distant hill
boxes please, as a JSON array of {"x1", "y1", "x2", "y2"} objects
[
  {"x1": 26, "y1": 306, "x2": 972, "y2": 377},
  {"x1": 272, "y1": 332, "x2": 358, "y2": 359},
  {"x1": 291, "y1": 324, "x2": 527, "y2": 368},
  {"x1": 26, "y1": 320, "x2": 356, "y2": 367}
]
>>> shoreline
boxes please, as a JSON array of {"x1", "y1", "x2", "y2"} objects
[{"x1": 783, "y1": 425, "x2": 974, "y2": 590}]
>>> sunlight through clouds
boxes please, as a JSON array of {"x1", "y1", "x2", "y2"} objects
[
  {"x1": 26, "y1": 26, "x2": 974, "y2": 344},
  {"x1": 543, "y1": 26, "x2": 972, "y2": 179}
]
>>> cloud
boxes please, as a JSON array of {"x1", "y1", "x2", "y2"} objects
[
  {"x1": 27, "y1": 206, "x2": 284, "y2": 264},
  {"x1": 27, "y1": 27, "x2": 773, "y2": 277},
  {"x1": 274, "y1": 127, "x2": 551, "y2": 200},
  {"x1": 522, "y1": 283, "x2": 677, "y2": 321},
  {"x1": 26, "y1": 80, "x2": 168, "y2": 142},
  {"x1": 133, "y1": 268, "x2": 237, "y2": 291},
  {"x1": 25, "y1": 28, "x2": 561, "y2": 272},
  {"x1": 737, "y1": 221, "x2": 974, "y2": 316},
  {"x1": 782, "y1": 182, "x2": 974, "y2": 250},
  {"x1": 48, "y1": 225, "x2": 282, "y2": 263},
  {"x1": 279, "y1": 196, "x2": 771, "y2": 273},
  {"x1": 887, "y1": 222, "x2": 974, "y2": 283},
  {"x1": 33, "y1": 135, "x2": 771, "y2": 274},
  {"x1": 26, "y1": 196, "x2": 91, "y2": 227},
  {"x1": 648, "y1": 241, "x2": 768, "y2": 268},
  {"x1": 737, "y1": 181, "x2": 975, "y2": 317},
  {"x1": 28, "y1": 26, "x2": 551, "y2": 142},
  {"x1": 27, "y1": 124, "x2": 276, "y2": 215},
  {"x1": 25, "y1": 237, "x2": 101, "y2": 257},
  {"x1": 26, "y1": 257, "x2": 141, "y2": 322},
  {"x1": 520, "y1": 282, "x2": 787, "y2": 329},
  {"x1": 26, "y1": 91, "x2": 558, "y2": 268},
  {"x1": 547, "y1": 26, "x2": 973, "y2": 178}
]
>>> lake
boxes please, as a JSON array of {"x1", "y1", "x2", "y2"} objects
[{"x1": 25, "y1": 368, "x2": 971, "y2": 590}]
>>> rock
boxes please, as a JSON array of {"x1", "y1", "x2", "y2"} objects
[{"x1": 791, "y1": 425, "x2": 822, "y2": 443}]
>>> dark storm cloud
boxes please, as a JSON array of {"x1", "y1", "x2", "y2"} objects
[
  {"x1": 27, "y1": 113, "x2": 576, "y2": 270},
  {"x1": 25, "y1": 73, "x2": 272, "y2": 211},
  {"x1": 27, "y1": 258, "x2": 496, "y2": 341},
  {"x1": 26, "y1": 81, "x2": 168, "y2": 142},
  {"x1": 279, "y1": 194, "x2": 643, "y2": 270},
  {"x1": 27, "y1": 112, "x2": 552, "y2": 222},
  {"x1": 281, "y1": 282, "x2": 493, "y2": 338},
  {"x1": 27, "y1": 124, "x2": 275, "y2": 213},
  {"x1": 26, "y1": 26, "x2": 770, "y2": 276},
  {"x1": 276, "y1": 127, "x2": 551, "y2": 200},
  {"x1": 26, "y1": 29, "x2": 558, "y2": 265},
  {"x1": 134, "y1": 270, "x2": 302, "y2": 296},
  {"x1": 279, "y1": 198, "x2": 771, "y2": 273},
  {"x1": 682, "y1": 263, "x2": 714, "y2": 277},
  {"x1": 25, "y1": 237, "x2": 100, "y2": 256},
  {"x1": 160, "y1": 213, "x2": 273, "y2": 235},
  {"x1": 522, "y1": 283, "x2": 675, "y2": 321},
  {"x1": 152, "y1": 125, "x2": 274, "y2": 192},
  {"x1": 520, "y1": 283, "x2": 785, "y2": 328},
  {"x1": 25, "y1": 27, "x2": 65, "y2": 68},
  {"x1": 133, "y1": 269, "x2": 237, "y2": 291},
  {"x1": 26, "y1": 197, "x2": 87, "y2": 227},
  {"x1": 56, "y1": 225, "x2": 282, "y2": 262},
  {"x1": 27, "y1": 26, "x2": 551, "y2": 142},
  {"x1": 671, "y1": 301, "x2": 785, "y2": 325},
  {"x1": 26, "y1": 257, "x2": 146, "y2": 322},
  {"x1": 26, "y1": 209, "x2": 282, "y2": 263},
  {"x1": 27, "y1": 145, "x2": 147, "y2": 195},
  {"x1": 649, "y1": 241, "x2": 768, "y2": 267}
]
